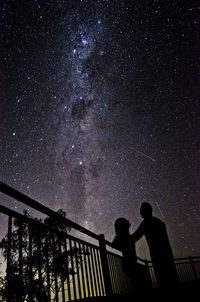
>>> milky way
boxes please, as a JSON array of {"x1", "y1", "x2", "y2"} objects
[{"x1": 1, "y1": 0, "x2": 200, "y2": 259}]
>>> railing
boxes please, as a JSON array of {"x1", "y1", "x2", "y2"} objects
[
  {"x1": 175, "y1": 256, "x2": 200, "y2": 283},
  {"x1": 0, "y1": 181, "x2": 141, "y2": 301},
  {"x1": 0, "y1": 181, "x2": 199, "y2": 301},
  {"x1": 146, "y1": 256, "x2": 200, "y2": 288},
  {"x1": 0, "y1": 205, "x2": 108, "y2": 301}
]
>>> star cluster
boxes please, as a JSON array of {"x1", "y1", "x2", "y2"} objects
[{"x1": 1, "y1": 0, "x2": 200, "y2": 259}]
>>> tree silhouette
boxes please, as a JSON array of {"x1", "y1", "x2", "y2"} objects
[{"x1": 0, "y1": 210, "x2": 86, "y2": 301}]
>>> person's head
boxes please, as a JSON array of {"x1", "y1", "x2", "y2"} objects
[
  {"x1": 140, "y1": 202, "x2": 153, "y2": 219},
  {"x1": 114, "y1": 217, "x2": 131, "y2": 234}
]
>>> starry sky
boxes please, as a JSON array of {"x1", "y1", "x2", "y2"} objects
[{"x1": 1, "y1": 0, "x2": 200, "y2": 259}]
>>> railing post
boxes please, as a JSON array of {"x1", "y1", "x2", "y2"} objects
[
  {"x1": 189, "y1": 256, "x2": 198, "y2": 281},
  {"x1": 144, "y1": 259, "x2": 149, "y2": 271},
  {"x1": 98, "y1": 234, "x2": 113, "y2": 297},
  {"x1": 144, "y1": 259, "x2": 153, "y2": 288}
]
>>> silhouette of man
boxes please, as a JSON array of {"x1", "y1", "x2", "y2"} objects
[{"x1": 131, "y1": 202, "x2": 179, "y2": 288}]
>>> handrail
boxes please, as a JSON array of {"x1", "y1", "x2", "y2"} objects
[
  {"x1": 0, "y1": 205, "x2": 99, "y2": 250},
  {"x1": 0, "y1": 181, "x2": 99, "y2": 240},
  {"x1": 174, "y1": 256, "x2": 200, "y2": 261}
]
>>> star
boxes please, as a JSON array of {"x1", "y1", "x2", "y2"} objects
[{"x1": 1, "y1": 0, "x2": 199, "y2": 260}]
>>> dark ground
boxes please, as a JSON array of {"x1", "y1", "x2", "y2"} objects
[{"x1": 77, "y1": 281, "x2": 200, "y2": 301}]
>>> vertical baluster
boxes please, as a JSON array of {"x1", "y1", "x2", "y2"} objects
[
  {"x1": 38, "y1": 227, "x2": 43, "y2": 301},
  {"x1": 108, "y1": 255, "x2": 115, "y2": 293},
  {"x1": 52, "y1": 233, "x2": 59, "y2": 302},
  {"x1": 18, "y1": 221, "x2": 23, "y2": 302},
  {"x1": 111, "y1": 255, "x2": 117, "y2": 294},
  {"x1": 83, "y1": 244, "x2": 91, "y2": 297},
  {"x1": 114, "y1": 255, "x2": 118, "y2": 294},
  {"x1": 6, "y1": 216, "x2": 12, "y2": 302},
  {"x1": 87, "y1": 246, "x2": 95, "y2": 297},
  {"x1": 96, "y1": 248, "x2": 105, "y2": 295},
  {"x1": 28, "y1": 223, "x2": 33, "y2": 302},
  {"x1": 98, "y1": 235, "x2": 112, "y2": 297},
  {"x1": 189, "y1": 256, "x2": 198, "y2": 281},
  {"x1": 45, "y1": 230, "x2": 51, "y2": 302},
  {"x1": 90, "y1": 247, "x2": 98, "y2": 297},
  {"x1": 74, "y1": 241, "x2": 82, "y2": 299},
  {"x1": 64, "y1": 238, "x2": 71, "y2": 301},
  {"x1": 145, "y1": 260, "x2": 152, "y2": 289},
  {"x1": 58, "y1": 236, "x2": 66, "y2": 302},
  {"x1": 78, "y1": 242, "x2": 86, "y2": 298},
  {"x1": 69, "y1": 239, "x2": 76, "y2": 300},
  {"x1": 93, "y1": 248, "x2": 101, "y2": 296},
  {"x1": 185, "y1": 263, "x2": 189, "y2": 281}
]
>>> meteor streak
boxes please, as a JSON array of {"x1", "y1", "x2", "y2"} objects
[
  {"x1": 133, "y1": 148, "x2": 156, "y2": 162},
  {"x1": 156, "y1": 201, "x2": 165, "y2": 218}
]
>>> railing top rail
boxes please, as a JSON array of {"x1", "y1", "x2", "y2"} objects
[
  {"x1": 1, "y1": 204, "x2": 143, "y2": 264},
  {"x1": 104, "y1": 237, "x2": 146, "y2": 263},
  {"x1": 144, "y1": 256, "x2": 200, "y2": 267},
  {"x1": 0, "y1": 204, "x2": 100, "y2": 249},
  {"x1": 174, "y1": 256, "x2": 200, "y2": 261},
  {"x1": 0, "y1": 181, "x2": 99, "y2": 240}
]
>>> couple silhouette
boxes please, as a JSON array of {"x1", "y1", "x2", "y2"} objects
[{"x1": 112, "y1": 202, "x2": 179, "y2": 290}]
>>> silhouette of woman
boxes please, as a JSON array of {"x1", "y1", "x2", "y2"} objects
[
  {"x1": 132, "y1": 202, "x2": 179, "y2": 288},
  {"x1": 112, "y1": 217, "x2": 141, "y2": 289}
]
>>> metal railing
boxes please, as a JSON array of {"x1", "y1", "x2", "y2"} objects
[
  {"x1": 146, "y1": 256, "x2": 200, "y2": 288},
  {"x1": 0, "y1": 181, "x2": 199, "y2": 301},
  {"x1": 175, "y1": 256, "x2": 200, "y2": 283}
]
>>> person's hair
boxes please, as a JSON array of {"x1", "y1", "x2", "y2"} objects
[
  {"x1": 114, "y1": 217, "x2": 130, "y2": 234},
  {"x1": 140, "y1": 202, "x2": 153, "y2": 218}
]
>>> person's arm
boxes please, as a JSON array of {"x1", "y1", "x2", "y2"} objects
[
  {"x1": 111, "y1": 236, "x2": 120, "y2": 250},
  {"x1": 112, "y1": 236, "x2": 124, "y2": 252},
  {"x1": 131, "y1": 223, "x2": 144, "y2": 242}
]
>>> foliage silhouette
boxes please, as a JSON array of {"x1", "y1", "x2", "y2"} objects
[{"x1": 0, "y1": 209, "x2": 87, "y2": 301}]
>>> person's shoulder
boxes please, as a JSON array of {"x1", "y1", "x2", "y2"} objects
[
  {"x1": 112, "y1": 236, "x2": 118, "y2": 246},
  {"x1": 136, "y1": 220, "x2": 145, "y2": 230},
  {"x1": 153, "y1": 216, "x2": 166, "y2": 226}
]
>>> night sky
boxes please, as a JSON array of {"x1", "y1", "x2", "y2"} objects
[{"x1": 1, "y1": 0, "x2": 200, "y2": 259}]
